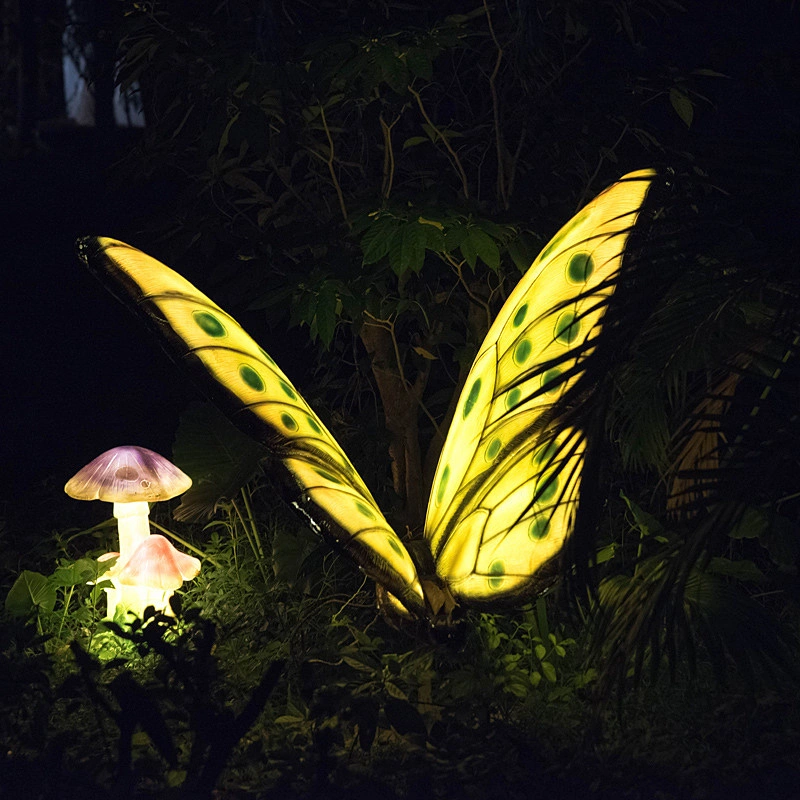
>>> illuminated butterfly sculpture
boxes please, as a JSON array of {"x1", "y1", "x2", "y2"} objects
[{"x1": 77, "y1": 169, "x2": 655, "y2": 621}]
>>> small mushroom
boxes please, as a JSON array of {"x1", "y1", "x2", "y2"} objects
[
  {"x1": 116, "y1": 535, "x2": 201, "y2": 616},
  {"x1": 65, "y1": 446, "x2": 192, "y2": 618}
]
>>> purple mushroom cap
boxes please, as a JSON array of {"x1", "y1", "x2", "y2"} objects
[{"x1": 64, "y1": 446, "x2": 192, "y2": 502}]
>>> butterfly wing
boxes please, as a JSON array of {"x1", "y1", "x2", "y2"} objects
[
  {"x1": 77, "y1": 237, "x2": 426, "y2": 615},
  {"x1": 425, "y1": 169, "x2": 656, "y2": 602}
]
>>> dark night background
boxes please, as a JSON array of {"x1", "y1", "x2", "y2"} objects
[{"x1": 2, "y1": 132, "x2": 190, "y2": 510}]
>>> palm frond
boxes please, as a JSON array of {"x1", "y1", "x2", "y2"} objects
[{"x1": 592, "y1": 504, "x2": 799, "y2": 697}]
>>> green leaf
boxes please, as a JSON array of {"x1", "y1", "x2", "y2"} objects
[
  {"x1": 386, "y1": 225, "x2": 406, "y2": 274},
  {"x1": 313, "y1": 281, "x2": 338, "y2": 348},
  {"x1": 443, "y1": 224, "x2": 467, "y2": 251},
  {"x1": 343, "y1": 656, "x2": 375, "y2": 674},
  {"x1": 505, "y1": 678, "x2": 530, "y2": 698},
  {"x1": 385, "y1": 681, "x2": 408, "y2": 700},
  {"x1": 405, "y1": 47, "x2": 432, "y2": 80},
  {"x1": 374, "y1": 45, "x2": 408, "y2": 94},
  {"x1": 217, "y1": 111, "x2": 241, "y2": 155},
  {"x1": 460, "y1": 235, "x2": 477, "y2": 269},
  {"x1": 272, "y1": 526, "x2": 317, "y2": 584},
  {"x1": 399, "y1": 222, "x2": 427, "y2": 275},
  {"x1": 707, "y1": 557, "x2": 766, "y2": 583},
  {"x1": 361, "y1": 222, "x2": 393, "y2": 265},
  {"x1": 620, "y1": 491, "x2": 667, "y2": 538},
  {"x1": 728, "y1": 506, "x2": 768, "y2": 539},
  {"x1": 402, "y1": 136, "x2": 429, "y2": 150},
  {"x1": 413, "y1": 346, "x2": 437, "y2": 360},
  {"x1": 507, "y1": 233, "x2": 538, "y2": 273},
  {"x1": 173, "y1": 403, "x2": 264, "y2": 521},
  {"x1": 466, "y1": 228, "x2": 500, "y2": 270},
  {"x1": 534, "y1": 643, "x2": 547, "y2": 661},
  {"x1": 669, "y1": 88, "x2": 694, "y2": 127},
  {"x1": 51, "y1": 558, "x2": 107, "y2": 587},
  {"x1": 421, "y1": 222, "x2": 446, "y2": 252},
  {"x1": 5, "y1": 571, "x2": 57, "y2": 616},
  {"x1": 541, "y1": 661, "x2": 557, "y2": 683},
  {"x1": 596, "y1": 543, "x2": 617, "y2": 564}
]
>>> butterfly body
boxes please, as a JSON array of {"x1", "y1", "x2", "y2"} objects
[{"x1": 78, "y1": 169, "x2": 655, "y2": 620}]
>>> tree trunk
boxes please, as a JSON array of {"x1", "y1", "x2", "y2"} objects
[{"x1": 359, "y1": 322, "x2": 429, "y2": 529}]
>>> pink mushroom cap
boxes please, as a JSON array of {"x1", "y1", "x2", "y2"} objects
[{"x1": 116, "y1": 534, "x2": 201, "y2": 590}]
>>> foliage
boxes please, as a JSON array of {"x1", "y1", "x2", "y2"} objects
[{"x1": 2, "y1": 457, "x2": 800, "y2": 796}]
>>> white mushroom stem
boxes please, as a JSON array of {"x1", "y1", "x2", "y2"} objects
[{"x1": 113, "y1": 500, "x2": 151, "y2": 562}]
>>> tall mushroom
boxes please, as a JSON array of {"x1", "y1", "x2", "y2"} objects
[{"x1": 65, "y1": 445, "x2": 194, "y2": 617}]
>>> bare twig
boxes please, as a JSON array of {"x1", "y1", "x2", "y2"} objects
[
  {"x1": 408, "y1": 86, "x2": 470, "y2": 199},
  {"x1": 318, "y1": 102, "x2": 350, "y2": 227},
  {"x1": 483, "y1": 0, "x2": 508, "y2": 208}
]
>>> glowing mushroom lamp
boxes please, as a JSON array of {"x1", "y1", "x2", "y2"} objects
[
  {"x1": 116, "y1": 534, "x2": 201, "y2": 616},
  {"x1": 64, "y1": 445, "x2": 195, "y2": 617}
]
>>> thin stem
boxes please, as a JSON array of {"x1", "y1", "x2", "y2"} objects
[
  {"x1": 575, "y1": 123, "x2": 630, "y2": 212},
  {"x1": 362, "y1": 311, "x2": 443, "y2": 439},
  {"x1": 241, "y1": 485, "x2": 265, "y2": 559},
  {"x1": 57, "y1": 586, "x2": 75, "y2": 640},
  {"x1": 150, "y1": 521, "x2": 222, "y2": 569},
  {"x1": 483, "y1": 0, "x2": 507, "y2": 208},
  {"x1": 454, "y1": 260, "x2": 493, "y2": 331},
  {"x1": 318, "y1": 102, "x2": 350, "y2": 227},
  {"x1": 408, "y1": 86, "x2": 470, "y2": 199},
  {"x1": 380, "y1": 113, "x2": 397, "y2": 199},
  {"x1": 232, "y1": 490, "x2": 270, "y2": 585}
]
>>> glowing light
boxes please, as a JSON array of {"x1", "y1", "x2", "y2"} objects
[{"x1": 64, "y1": 446, "x2": 196, "y2": 619}]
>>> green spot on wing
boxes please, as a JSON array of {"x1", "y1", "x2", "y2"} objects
[
  {"x1": 488, "y1": 560, "x2": 505, "y2": 590},
  {"x1": 533, "y1": 440, "x2": 558, "y2": 465},
  {"x1": 486, "y1": 438, "x2": 502, "y2": 461},
  {"x1": 535, "y1": 474, "x2": 558, "y2": 504},
  {"x1": 355, "y1": 501, "x2": 376, "y2": 520},
  {"x1": 542, "y1": 368, "x2": 562, "y2": 395},
  {"x1": 279, "y1": 380, "x2": 297, "y2": 400},
  {"x1": 506, "y1": 387, "x2": 522, "y2": 409},
  {"x1": 555, "y1": 312, "x2": 580, "y2": 345},
  {"x1": 239, "y1": 364, "x2": 265, "y2": 392},
  {"x1": 388, "y1": 536, "x2": 403, "y2": 556},
  {"x1": 463, "y1": 379, "x2": 482, "y2": 419},
  {"x1": 528, "y1": 516, "x2": 550, "y2": 540},
  {"x1": 512, "y1": 303, "x2": 528, "y2": 327},
  {"x1": 281, "y1": 412, "x2": 298, "y2": 431},
  {"x1": 513, "y1": 338, "x2": 532, "y2": 365},
  {"x1": 567, "y1": 252, "x2": 594, "y2": 283},
  {"x1": 313, "y1": 467, "x2": 341, "y2": 484},
  {"x1": 306, "y1": 415, "x2": 322, "y2": 434},
  {"x1": 436, "y1": 465, "x2": 450, "y2": 505},
  {"x1": 193, "y1": 311, "x2": 226, "y2": 337}
]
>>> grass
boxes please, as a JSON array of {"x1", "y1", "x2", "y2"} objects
[{"x1": 2, "y1": 479, "x2": 799, "y2": 799}]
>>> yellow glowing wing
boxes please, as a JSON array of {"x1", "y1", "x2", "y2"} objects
[
  {"x1": 426, "y1": 169, "x2": 656, "y2": 602},
  {"x1": 77, "y1": 238, "x2": 425, "y2": 615}
]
